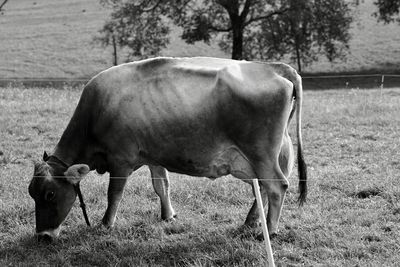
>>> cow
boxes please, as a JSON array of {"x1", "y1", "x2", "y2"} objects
[{"x1": 28, "y1": 57, "x2": 307, "y2": 241}]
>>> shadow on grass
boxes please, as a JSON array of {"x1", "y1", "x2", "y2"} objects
[
  {"x1": 2, "y1": 223, "x2": 267, "y2": 266},
  {"x1": 0, "y1": 234, "x2": 62, "y2": 262}
]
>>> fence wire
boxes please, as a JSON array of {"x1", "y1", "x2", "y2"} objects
[
  {"x1": 302, "y1": 74, "x2": 400, "y2": 89},
  {"x1": 30, "y1": 174, "x2": 398, "y2": 183},
  {"x1": 1, "y1": 74, "x2": 400, "y2": 89},
  {"x1": 32, "y1": 175, "x2": 309, "y2": 182}
]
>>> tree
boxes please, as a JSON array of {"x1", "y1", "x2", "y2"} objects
[
  {"x1": 373, "y1": 0, "x2": 400, "y2": 24},
  {"x1": 239, "y1": 0, "x2": 352, "y2": 72},
  {"x1": 95, "y1": 3, "x2": 170, "y2": 63},
  {"x1": 0, "y1": 0, "x2": 9, "y2": 13},
  {"x1": 97, "y1": 0, "x2": 353, "y2": 72},
  {"x1": 97, "y1": 0, "x2": 288, "y2": 61}
]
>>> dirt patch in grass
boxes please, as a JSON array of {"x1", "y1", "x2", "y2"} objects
[{"x1": 351, "y1": 187, "x2": 384, "y2": 199}]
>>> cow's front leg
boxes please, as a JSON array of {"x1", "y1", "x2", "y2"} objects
[
  {"x1": 149, "y1": 165, "x2": 176, "y2": 221},
  {"x1": 102, "y1": 170, "x2": 129, "y2": 227},
  {"x1": 244, "y1": 184, "x2": 265, "y2": 228}
]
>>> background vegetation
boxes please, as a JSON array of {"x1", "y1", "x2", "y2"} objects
[
  {"x1": 1, "y1": 86, "x2": 399, "y2": 266},
  {"x1": 97, "y1": 0, "x2": 353, "y2": 73},
  {"x1": 0, "y1": 0, "x2": 399, "y2": 78}
]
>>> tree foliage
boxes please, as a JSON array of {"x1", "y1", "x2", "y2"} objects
[
  {"x1": 374, "y1": 0, "x2": 400, "y2": 24},
  {"x1": 97, "y1": 0, "x2": 353, "y2": 72},
  {"x1": 95, "y1": 1, "x2": 171, "y2": 60},
  {"x1": 223, "y1": 0, "x2": 353, "y2": 72}
]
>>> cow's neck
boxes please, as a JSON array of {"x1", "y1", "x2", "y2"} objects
[{"x1": 52, "y1": 109, "x2": 92, "y2": 168}]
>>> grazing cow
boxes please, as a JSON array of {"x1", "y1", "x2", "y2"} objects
[{"x1": 28, "y1": 57, "x2": 307, "y2": 240}]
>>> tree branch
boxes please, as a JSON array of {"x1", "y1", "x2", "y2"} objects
[
  {"x1": 216, "y1": 0, "x2": 231, "y2": 9},
  {"x1": 0, "y1": 0, "x2": 9, "y2": 12},
  {"x1": 209, "y1": 24, "x2": 232, "y2": 32},
  {"x1": 244, "y1": 7, "x2": 289, "y2": 26},
  {"x1": 142, "y1": 0, "x2": 162, "y2": 12},
  {"x1": 240, "y1": 0, "x2": 252, "y2": 21},
  {"x1": 216, "y1": 0, "x2": 238, "y2": 15}
]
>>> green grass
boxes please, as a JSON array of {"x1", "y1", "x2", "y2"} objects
[
  {"x1": 0, "y1": 0, "x2": 399, "y2": 78},
  {"x1": 1, "y1": 86, "x2": 399, "y2": 266}
]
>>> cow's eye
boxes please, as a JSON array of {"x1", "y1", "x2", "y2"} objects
[{"x1": 45, "y1": 191, "x2": 56, "y2": 202}]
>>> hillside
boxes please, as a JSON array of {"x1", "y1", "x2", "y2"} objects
[{"x1": 0, "y1": 0, "x2": 399, "y2": 78}]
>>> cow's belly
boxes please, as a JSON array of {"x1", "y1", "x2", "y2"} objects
[{"x1": 142, "y1": 142, "x2": 256, "y2": 180}]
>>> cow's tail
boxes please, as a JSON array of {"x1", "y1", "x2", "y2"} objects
[{"x1": 292, "y1": 72, "x2": 307, "y2": 206}]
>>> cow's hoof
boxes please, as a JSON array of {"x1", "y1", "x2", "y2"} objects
[
  {"x1": 256, "y1": 232, "x2": 278, "y2": 241},
  {"x1": 232, "y1": 225, "x2": 259, "y2": 239},
  {"x1": 98, "y1": 220, "x2": 114, "y2": 230},
  {"x1": 37, "y1": 233, "x2": 54, "y2": 243},
  {"x1": 164, "y1": 214, "x2": 178, "y2": 223},
  {"x1": 243, "y1": 220, "x2": 261, "y2": 229}
]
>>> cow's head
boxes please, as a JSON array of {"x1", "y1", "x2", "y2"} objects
[{"x1": 28, "y1": 152, "x2": 90, "y2": 241}]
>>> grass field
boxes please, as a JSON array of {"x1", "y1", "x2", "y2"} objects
[
  {"x1": 0, "y1": 0, "x2": 400, "y2": 78},
  {"x1": 0, "y1": 85, "x2": 399, "y2": 266}
]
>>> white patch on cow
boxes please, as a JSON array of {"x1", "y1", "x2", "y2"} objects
[
  {"x1": 64, "y1": 164, "x2": 90, "y2": 185},
  {"x1": 226, "y1": 64, "x2": 244, "y2": 82},
  {"x1": 37, "y1": 226, "x2": 61, "y2": 238},
  {"x1": 44, "y1": 175, "x2": 53, "y2": 182}
]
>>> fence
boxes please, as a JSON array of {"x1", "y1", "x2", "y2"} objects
[
  {"x1": 0, "y1": 78, "x2": 88, "y2": 88},
  {"x1": 1, "y1": 74, "x2": 400, "y2": 89},
  {"x1": 302, "y1": 74, "x2": 400, "y2": 90}
]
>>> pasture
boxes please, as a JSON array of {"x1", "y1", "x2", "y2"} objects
[{"x1": 0, "y1": 85, "x2": 399, "y2": 266}]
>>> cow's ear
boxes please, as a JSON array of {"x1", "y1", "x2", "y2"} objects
[
  {"x1": 43, "y1": 151, "x2": 50, "y2": 161},
  {"x1": 64, "y1": 164, "x2": 90, "y2": 185}
]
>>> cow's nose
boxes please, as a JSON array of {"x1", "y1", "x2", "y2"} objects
[{"x1": 37, "y1": 232, "x2": 53, "y2": 243}]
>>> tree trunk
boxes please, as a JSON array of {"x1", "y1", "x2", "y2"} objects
[
  {"x1": 231, "y1": 26, "x2": 244, "y2": 60},
  {"x1": 295, "y1": 38, "x2": 302, "y2": 73},
  {"x1": 229, "y1": 9, "x2": 244, "y2": 60},
  {"x1": 112, "y1": 35, "x2": 118, "y2": 66}
]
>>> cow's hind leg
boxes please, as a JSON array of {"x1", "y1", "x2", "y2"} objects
[
  {"x1": 279, "y1": 129, "x2": 294, "y2": 178},
  {"x1": 149, "y1": 165, "x2": 176, "y2": 221},
  {"x1": 244, "y1": 162, "x2": 289, "y2": 237},
  {"x1": 102, "y1": 168, "x2": 130, "y2": 228}
]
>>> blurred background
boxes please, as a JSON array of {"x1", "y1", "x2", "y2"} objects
[{"x1": 0, "y1": 0, "x2": 399, "y2": 88}]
